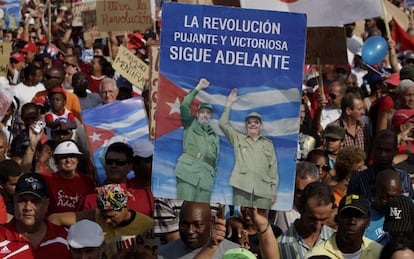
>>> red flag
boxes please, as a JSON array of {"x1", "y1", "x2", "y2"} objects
[
  {"x1": 84, "y1": 124, "x2": 115, "y2": 153},
  {"x1": 155, "y1": 74, "x2": 201, "y2": 138},
  {"x1": 392, "y1": 17, "x2": 414, "y2": 53}
]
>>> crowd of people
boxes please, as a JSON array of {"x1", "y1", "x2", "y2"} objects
[{"x1": 1, "y1": 0, "x2": 414, "y2": 258}]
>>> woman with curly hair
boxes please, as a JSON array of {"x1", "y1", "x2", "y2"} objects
[{"x1": 332, "y1": 146, "x2": 367, "y2": 206}]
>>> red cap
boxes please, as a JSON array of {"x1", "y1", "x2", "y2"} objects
[
  {"x1": 20, "y1": 42, "x2": 38, "y2": 53},
  {"x1": 392, "y1": 109, "x2": 414, "y2": 129},
  {"x1": 48, "y1": 87, "x2": 66, "y2": 98},
  {"x1": 128, "y1": 33, "x2": 145, "y2": 50},
  {"x1": 10, "y1": 52, "x2": 24, "y2": 63},
  {"x1": 37, "y1": 38, "x2": 48, "y2": 45},
  {"x1": 385, "y1": 73, "x2": 400, "y2": 88}
]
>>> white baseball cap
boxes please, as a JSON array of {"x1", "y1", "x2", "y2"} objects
[
  {"x1": 53, "y1": 140, "x2": 82, "y2": 156},
  {"x1": 131, "y1": 140, "x2": 154, "y2": 158},
  {"x1": 67, "y1": 220, "x2": 104, "y2": 248}
]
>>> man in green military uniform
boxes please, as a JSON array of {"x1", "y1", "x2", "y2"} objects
[
  {"x1": 174, "y1": 78, "x2": 220, "y2": 202},
  {"x1": 219, "y1": 88, "x2": 278, "y2": 209}
]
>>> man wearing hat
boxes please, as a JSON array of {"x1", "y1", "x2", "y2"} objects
[
  {"x1": 305, "y1": 194, "x2": 382, "y2": 259},
  {"x1": 219, "y1": 88, "x2": 278, "y2": 209},
  {"x1": 0, "y1": 173, "x2": 71, "y2": 258},
  {"x1": 174, "y1": 78, "x2": 219, "y2": 202},
  {"x1": 8, "y1": 52, "x2": 25, "y2": 85},
  {"x1": 20, "y1": 42, "x2": 38, "y2": 64},
  {"x1": 323, "y1": 125, "x2": 345, "y2": 169},
  {"x1": 67, "y1": 219, "x2": 105, "y2": 259},
  {"x1": 383, "y1": 195, "x2": 414, "y2": 240},
  {"x1": 48, "y1": 183, "x2": 154, "y2": 258}
]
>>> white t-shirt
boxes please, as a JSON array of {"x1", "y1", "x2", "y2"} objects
[{"x1": 14, "y1": 82, "x2": 45, "y2": 114}]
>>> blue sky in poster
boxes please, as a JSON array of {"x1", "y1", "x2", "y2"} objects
[{"x1": 152, "y1": 3, "x2": 307, "y2": 211}]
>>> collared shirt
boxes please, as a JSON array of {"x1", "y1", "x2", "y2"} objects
[
  {"x1": 329, "y1": 117, "x2": 369, "y2": 154},
  {"x1": 347, "y1": 166, "x2": 414, "y2": 202},
  {"x1": 278, "y1": 221, "x2": 335, "y2": 259},
  {"x1": 0, "y1": 220, "x2": 71, "y2": 259},
  {"x1": 305, "y1": 233, "x2": 383, "y2": 259}
]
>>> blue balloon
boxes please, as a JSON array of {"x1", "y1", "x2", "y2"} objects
[{"x1": 361, "y1": 36, "x2": 388, "y2": 65}]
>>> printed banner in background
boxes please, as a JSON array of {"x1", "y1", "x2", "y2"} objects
[
  {"x1": 240, "y1": 0, "x2": 383, "y2": 27},
  {"x1": 0, "y1": 0, "x2": 20, "y2": 30},
  {"x1": 82, "y1": 97, "x2": 149, "y2": 183},
  {"x1": 152, "y1": 3, "x2": 306, "y2": 211}
]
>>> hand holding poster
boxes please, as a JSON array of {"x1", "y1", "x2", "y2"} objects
[
  {"x1": 152, "y1": 3, "x2": 306, "y2": 210},
  {"x1": 112, "y1": 45, "x2": 149, "y2": 90}
]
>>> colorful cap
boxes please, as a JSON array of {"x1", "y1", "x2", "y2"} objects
[{"x1": 96, "y1": 184, "x2": 128, "y2": 211}]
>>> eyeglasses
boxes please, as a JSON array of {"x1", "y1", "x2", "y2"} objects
[
  {"x1": 105, "y1": 158, "x2": 129, "y2": 166},
  {"x1": 30, "y1": 36, "x2": 37, "y2": 39},
  {"x1": 44, "y1": 74, "x2": 61, "y2": 80},
  {"x1": 315, "y1": 164, "x2": 331, "y2": 171}
]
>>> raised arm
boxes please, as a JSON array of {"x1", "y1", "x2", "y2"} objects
[{"x1": 180, "y1": 78, "x2": 210, "y2": 128}]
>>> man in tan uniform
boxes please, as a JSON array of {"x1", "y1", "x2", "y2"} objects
[{"x1": 219, "y1": 88, "x2": 278, "y2": 209}]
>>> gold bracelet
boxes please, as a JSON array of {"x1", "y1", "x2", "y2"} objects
[{"x1": 258, "y1": 222, "x2": 270, "y2": 235}]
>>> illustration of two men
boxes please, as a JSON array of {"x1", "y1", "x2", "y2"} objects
[{"x1": 173, "y1": 78, "x2": 279, "y2": 209}]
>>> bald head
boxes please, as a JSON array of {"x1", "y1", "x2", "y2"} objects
[
  {"x1": 374, "y1": 169, "x2": 403, "y2": 211},
  {"x1": 179, "y1": 201, "x2": 212, "y2": 249}
]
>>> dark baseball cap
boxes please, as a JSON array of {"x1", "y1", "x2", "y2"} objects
[
  {"x1": 338, "y1": 194, "x2": 369, "y2": 216},
  {"x1": 15, "y1": 173, "x2": 48, "y2": 198},
  {"x1": 324, "y1": 125, "x2": 346, "y2": 140},
  {"x1": 383, "y1": 195, "x2": 414, "y2": 233}
]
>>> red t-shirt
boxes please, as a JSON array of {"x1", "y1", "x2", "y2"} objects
[
  {"x1": 87, "y1": 75, "x2": 106, "y2": 93},
  {"x1": 44, "y1": 173, "x2": 96, "y2": 214},
  {"x1": 81, "y1": 180, "x2": 154, "y2": 217},
  {"x1": 0, "y1": 221, "x2": 71, "y2": 259}
]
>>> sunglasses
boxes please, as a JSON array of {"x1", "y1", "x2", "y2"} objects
[
  {"x1": 315, "y1": 164, "x2": 331, "y2": 171},
  {"x1": 328, "y1": 93, "x2": 338, "y2": 100},
  {"x1": 44, "y1": 74, "x2": 60, "y2": 80},
  {"x1": 63, "y1": 62, "x2": 77, "y2": 68},
  {"x1": 105, "y1": 158, "x2": 129, "y2": 166}
]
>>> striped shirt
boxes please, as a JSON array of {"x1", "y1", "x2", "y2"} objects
[
  {"x1": 278, "y1": 221, "x2": 335, "y2": 259},
  {"x1": 347, "y1": 166, "x2": 414, "y2": 202}
]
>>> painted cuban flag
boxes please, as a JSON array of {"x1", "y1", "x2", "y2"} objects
[{"x1": 82, "y1": 97, "x2": 149, "y2": 183}]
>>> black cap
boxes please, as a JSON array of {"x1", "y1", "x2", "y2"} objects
[
  {"x1": 338, "y1": 194, "x2": 369, "y2": 216},
  {"x1": 15, "y1": 173, "x2": 48, "y2": 198},
  {"x1": 383, "y1": 195, "x2": 414, "y2": 233}
]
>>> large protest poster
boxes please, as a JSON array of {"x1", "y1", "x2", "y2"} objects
[{"x1": 152, "y1": 3, "x2": 306, "y2": 210}]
